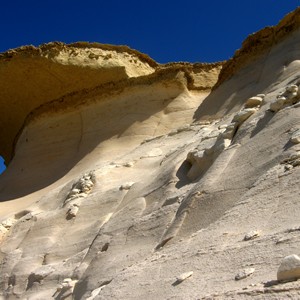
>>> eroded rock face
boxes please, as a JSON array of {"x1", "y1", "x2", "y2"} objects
[
  {"x1": 0, "y1": 43, "x2": 158, "y2": 163},
  {"x1": 2, "y1": 8, "x2": 300, "y2": 300}
]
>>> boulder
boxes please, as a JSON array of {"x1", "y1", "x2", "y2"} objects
[
  {"x1": 67, "y1": 204, "x2": 79, "y2": 218},
  {"x1": 277, "y1": 254, "x2": 300, "y2": 281},
  {"x1": 270, "y1": 97, "x2": 286, "y2": 112},
  {"x1": 232, "y1": 108, "x2": 257, "y2": 125},
  {"x1": 222, "y1": 123, "x2": 238, "y2": 140},
  {"x1": 245, "y1": 96, "x2": 263, "y2": 108},
  {"x1": 291, "y1": 129, "x2": 300, "y2": 144}
]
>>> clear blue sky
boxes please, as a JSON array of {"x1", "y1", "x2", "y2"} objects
[{"x1": 0, "y1": 1, "x2": 299, "y2": 174}]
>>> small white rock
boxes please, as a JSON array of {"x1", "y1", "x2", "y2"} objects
[
  {"x1": 54, "y1": 278, "x2": 77, "y2": 298},
  {"x1": 291, "y1": 129, "x2": 300, "y2": 144},
  {"x1": 235, "y1": 268, "x2": 255, "y2": 280},
  {"x1": 120, "y1": 182, "x2": 135, "y2": 190},
  {"x1": 123, "y1": 162, "x2": 134, "y2": 167},
  {"x1": 67, "y1": 205, "x2": 79, "y2": 218},
  {"x1": 243, "y1": 230, "x2": 260, "y2": 241},
  {"x1": 176, "y1": 271, "x2": 193, "y2": 283},
  {"x1": 61, "y1": 278, "x2": 74, "y2": 288},
  {"x1": 277, "y1": 254, "x2": 300, "y2": 282}
]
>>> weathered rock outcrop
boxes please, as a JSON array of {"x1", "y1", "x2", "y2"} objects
[
  {"x1": 0, "y1": 42, "x2": 157, "y2": 163},
  {"x1": 0, "y1": 42, "x2": 222, "y2": 164},
  {"x1": 1, "y1": 7, "x2": 300, "y2": 300}
]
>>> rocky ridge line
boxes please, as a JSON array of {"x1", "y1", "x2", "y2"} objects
[{"x1": 216, "y1": 7, "x2": 300, "y2": 88}]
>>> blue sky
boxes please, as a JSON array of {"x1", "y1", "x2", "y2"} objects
[
  {"x1": 1, "y1": 1, "x2": 299, "y2": 62},
  {"x1": 0, "y1": 1, "x2": 299, "y2": 174}
]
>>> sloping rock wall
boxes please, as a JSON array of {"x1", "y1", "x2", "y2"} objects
[{"x1": 1, "y1": 8, "x2": 300, "y2": 300}]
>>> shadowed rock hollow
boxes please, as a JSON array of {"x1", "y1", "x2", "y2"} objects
[{"x1": 2, "y1": 8, "x2": 300, "y2": 300}]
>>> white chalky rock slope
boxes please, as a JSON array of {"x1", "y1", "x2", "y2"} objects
[{"x1": 2, "y1": 7, "x2": 300, "y2": 300}]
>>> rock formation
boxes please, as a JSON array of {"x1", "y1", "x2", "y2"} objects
[{"x1": 1, "y1": 7, "x2": 300, "y2": 300}]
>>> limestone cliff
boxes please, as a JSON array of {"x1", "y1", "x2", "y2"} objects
[{"x1": 1, "y1": 8, "x2": 300, "y2": 300}]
